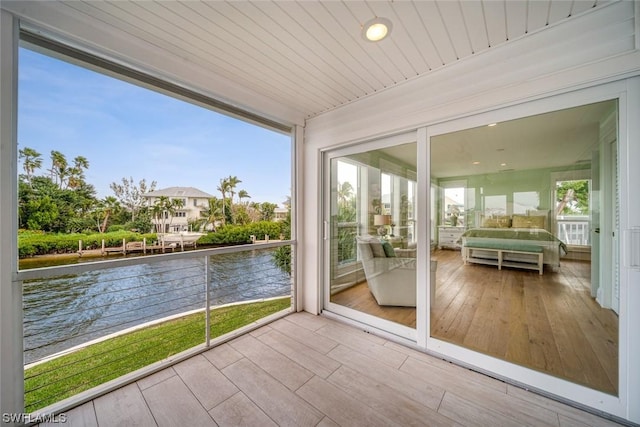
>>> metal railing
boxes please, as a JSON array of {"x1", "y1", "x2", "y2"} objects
[
  {"x1": 557, "y1": 218, "x2": 590, "y2": 246},
  {"x1": 16, "y1": 241, "x2": 294, "y2": 414}
]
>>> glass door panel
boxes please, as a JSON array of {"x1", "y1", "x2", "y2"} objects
[
  {"x1": 429, "y1": 100, "x2": 619, "y2": 395},
  {"x1": 327, "y1": 143, "x2": 417, "y2": 329}
]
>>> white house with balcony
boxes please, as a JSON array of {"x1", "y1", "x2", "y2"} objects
[{"x1": 143, "y1": 187, "x2": 213, "y2": 233}]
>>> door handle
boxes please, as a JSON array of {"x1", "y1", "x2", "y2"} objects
[{"x1": 594, "y1": 228, "x2": 600, "y2": 234}]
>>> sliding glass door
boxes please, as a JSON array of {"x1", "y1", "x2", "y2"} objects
[
  {"x1": 429, "y1": 100, "x2": 619, "y2": 395},
  {"x1": 324, "y1": 134, "x2": 418, "y2": 339},
  {"x1": 321, "y1": 80, "x2": 639, "y2": 420}
]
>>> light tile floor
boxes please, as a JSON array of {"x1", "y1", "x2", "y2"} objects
[{"x1": 39, "y1": 312, "x2": 627, "y2": 427}]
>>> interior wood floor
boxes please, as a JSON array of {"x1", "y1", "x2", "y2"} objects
[
  {"x1": 331, "y1": 249, "x2": 619, "y2": 396},
  {"x1": 39, "y1": 312, "x2": 625, "y2": 427}
]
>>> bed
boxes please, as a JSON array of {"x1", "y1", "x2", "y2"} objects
[{"x1": 460, "y1": 214, "x2": 568, "y2": 272}]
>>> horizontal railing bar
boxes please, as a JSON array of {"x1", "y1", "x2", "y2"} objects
[
  {"x1": 24, "y1": 290, "x2": 202, "y2": 342},
  {"x1": 23, "y1": 266, "x2": 203, "y2": 310},
  {"x1": 25, "y1": 316, "x2": 205, "y2": 389},
  {"x1": 24, "y1": 296, "x2": 205, "y2": 350},
  {"x1": 24, "y1": 261, "x2": 285, "y2": 327},
  {"x1": 16, "y1": 240, "x2": 294, "y2": 281},
  {"x1": 23, "y1": 272, "x2": 204, "y2": 320}
]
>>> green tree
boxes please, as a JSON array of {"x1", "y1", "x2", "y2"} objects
[
  {"x1": 18, "y1": 149, "x2": 97, "y2": 233},
  {"x1": 151, "y1": 196, "x2": 184, "y2": 233},
  {"x1": 49, "y1": 150, "x2": 69, "y2": 189},
  {"x1": 18, "y1": 147, "x2": 43, "y2": 187},
  {"x1": 226, "y1": 175, "x2": 242, "y2": 224},
  {"x1": 67, "y1": 156, "x2": 90, "y2": 189},
  {"x1": 238, "y1": 189, "x2": 250, "y2": 205},
  {"x1": 24, "y1": 195, "x2": 59, "y2": 231},
  {"x1": 336, "y1": 181, "x2": 357, "y2": 263},
  {"x1": 110, "y1": 177, "x2": 157, "y2": 222},
  {"x1": 125, "y1": 208, "x2": 153, "y2": 233},
  {"x1": 259, "y1": 202, "x2": 277, "y2": 221},
  {"x1": 96, "y1": 196, "x2": 121, "y2": 233},
  {"x1": 217, "y1": 178, "x2": 230, "y2": 226},
  {"x1": 201, "y1": 197, "x2": 224, "y2": 232},
  {"x1": 273, "y1": 208, "x2": 291, "y2": 274},
  {"x1": 19, "y1": 176, "x2": 97, "y2": 233},
  {"x1": 556, "y1": 180, "x2": 590, "y2": 215}
]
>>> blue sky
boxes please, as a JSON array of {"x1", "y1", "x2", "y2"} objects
[{"x1": 18, "y1": 48, "x2": 291, "y2": 206}]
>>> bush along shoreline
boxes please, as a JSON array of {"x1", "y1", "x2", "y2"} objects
[{"x1": 18, "y1": 221, "x2": 286, "y2": 258}]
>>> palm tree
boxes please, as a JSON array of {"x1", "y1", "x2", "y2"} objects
[
  {"x1": 98, "y1": 196, "x2": 120, "y2": 233},
  {"x1": 18, "y1": 147, "x2": 42, "y2": 186},
  {"x1": 49, "y1": 150, "x2": 69, "y2": 189},
  {"x1": 226, "y1": 176, "x2": 242, "y2": 202},
  {"x1": 226, "y1": 175, "x2": 242, "y2": 224},
  {"x1": 151, "y1": 196, "x2": 178, "y2": 233},
  {"x1": 201, "y1": 197, "x2": 223, "y2": 231},
  {"x1": 238, "y1": 189, "x2": 250, "y2": 205},
  {"x1": 68, "y1": 156, "x2": 90, "y2": 189},
  {"x1": 217, "y1": 178, "x2": 230, "y2": 226},
  {"x1": 337, "y1": 182, "x2": 354, "y2": 207}
]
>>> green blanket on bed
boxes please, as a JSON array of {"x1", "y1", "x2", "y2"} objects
[{"x1": 461, "y1": 228, "x2": 568, "y2": 253}]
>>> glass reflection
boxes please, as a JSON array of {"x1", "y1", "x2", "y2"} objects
[
  {"x1": 429, "y1": 100, "x2": 619, "y2": 395},
  {"x1": 329, "y1": 143, "x2": 417, "y2": 328}
]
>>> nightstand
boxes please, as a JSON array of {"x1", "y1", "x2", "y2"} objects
[{"x1": 438, "y1": 226, "x2": 464, "y2": 250}]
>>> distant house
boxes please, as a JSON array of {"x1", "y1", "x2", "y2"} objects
[
  {"x1": 143, "y1": 187, "x2": 213, "y2": 233},
  {"x1": 274, "y1": 207, "x2": 289, "y2": 222}
]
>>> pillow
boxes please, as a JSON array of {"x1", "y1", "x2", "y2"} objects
[
  {"x1": 382, "y1": 241, "x2": 396, "y2": 257},
  {"x1": 512, "y1": 214, "x2": 545, "y2": 229},
  {"x1": 482, "y1": 217, "x2": 499, "y2": 228},
  {"x1": 369, "y1": 241, "x2": 387, "y2": 258},
  {"x1": 482, "y1": 216, "x2": 511, "y2": 228},
  {"x1": 494, "y1": 215, "x2": 512, "y2": 228}
]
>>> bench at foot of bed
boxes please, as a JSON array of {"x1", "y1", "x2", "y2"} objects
[{"x1": 463, "y1": 242, "x2": 543, "y2": 275}]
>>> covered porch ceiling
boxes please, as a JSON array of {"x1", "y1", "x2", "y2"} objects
[{"x1": 3, "y1": 0, "x2": 610, "y2": 123}]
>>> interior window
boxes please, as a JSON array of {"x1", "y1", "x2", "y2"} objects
[
  {"x1": 514, "y1": 191, "x2": 540, "y2": 214},
  {"x1": 443, "y1": 187, "x2": 465, "y2": 227},
  {"x1": 555, "y1": 179, "x2": 591, "y2": 246}
]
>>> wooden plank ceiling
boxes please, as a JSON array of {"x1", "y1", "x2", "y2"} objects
[{"x1": 54, "y1": 1, "x2": 607, "y2": 119}]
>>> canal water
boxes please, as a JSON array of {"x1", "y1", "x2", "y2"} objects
[{"x1": 22, "y1": 248, "x2": 291, "y2": 364}]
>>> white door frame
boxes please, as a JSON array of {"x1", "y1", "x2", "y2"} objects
[{"x1": 421, "y1": 78, "x2": 638, "y2": 421}]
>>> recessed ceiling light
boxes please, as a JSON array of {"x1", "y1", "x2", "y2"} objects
[
  {"x1": 472, "y1": 161, "x2": 480, "y2": 165},
  {"x1": 362, "y1": 17, "x2": 392, "y2": 42},
  {"x1": 488, "y1": 123, "x2": 497, "y2": 127},
  {"x1": 500, "y1": 163, "x2": 507, "y2": 166}
]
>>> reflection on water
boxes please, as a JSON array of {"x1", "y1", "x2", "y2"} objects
[{"x1": 23, "y1": 249, "x2": 290, "y2": 364}]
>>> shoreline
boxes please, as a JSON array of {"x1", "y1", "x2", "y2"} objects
[{"x1": 19, "y1": 250, "x2": 126, "y2": 269}]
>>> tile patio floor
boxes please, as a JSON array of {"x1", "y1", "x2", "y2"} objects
[{"x1": 40, "y1": 312, "x2": 625, "y2": 427}]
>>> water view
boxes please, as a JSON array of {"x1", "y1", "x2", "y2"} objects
[{"x1": 23, "y1": 248, "x2": 290, "y2": 364}]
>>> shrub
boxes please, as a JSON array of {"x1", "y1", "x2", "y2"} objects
[
  {"x1": 18, "y1": 231, "x2": 158, "y2": 257},
  {"x1": 198, "y1": 221, "x2": 283, "y2": 246}
]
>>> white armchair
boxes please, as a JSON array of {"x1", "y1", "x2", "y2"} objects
[{"x1": 356, "y1": 237, "x2": 417, "y2": 307}]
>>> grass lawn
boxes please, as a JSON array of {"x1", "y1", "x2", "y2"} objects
[{"x1": 24, "y1": 297, "x2": 291, "y2": 412}]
